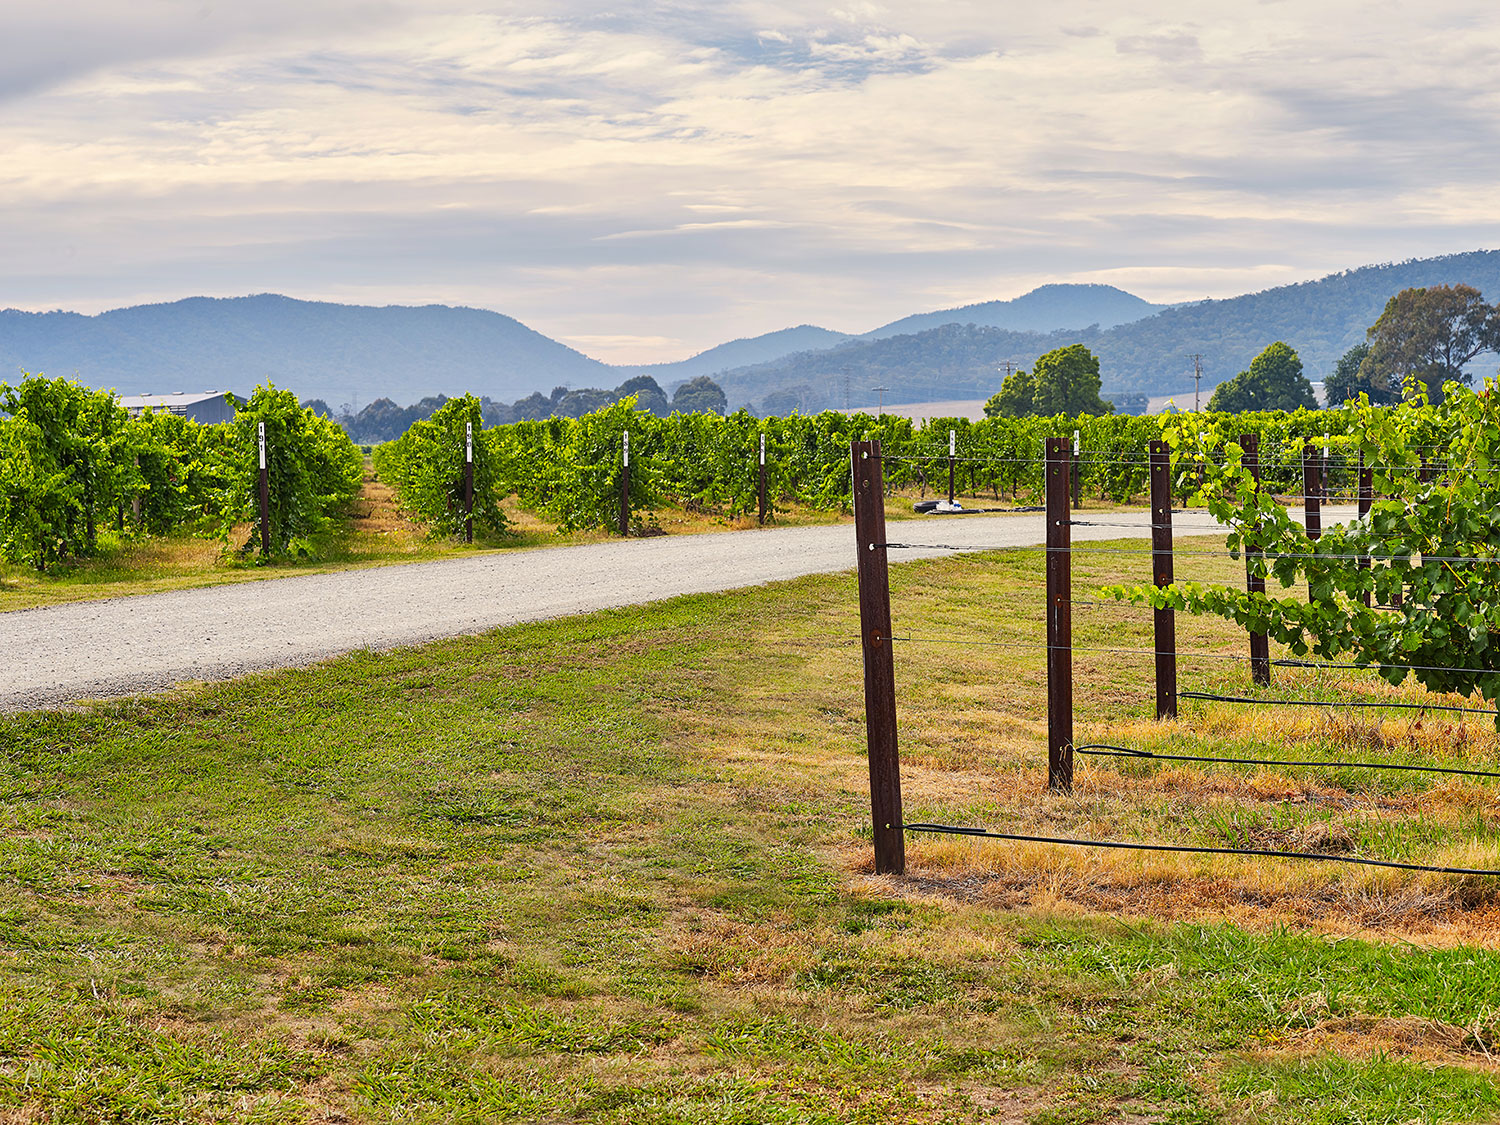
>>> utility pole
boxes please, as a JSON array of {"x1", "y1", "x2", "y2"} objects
[
  {"x1": 843, "y1": 367, "x2": 851, "y2": 410},
  {"x1": 1190, "y1": 354, "x2": 1203, "y2": 411},
  {"x1": 998, "y1": 360, "x2": 1016, "y2": 380},
  {"x1": 873, "y1": 386, "x2": 889, "y2": 414}
]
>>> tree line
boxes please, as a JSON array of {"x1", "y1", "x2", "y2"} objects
[
  {"x1": 978, "y1": 284, "x2": 1500, "y2": 419},
  {"x1": 305, "y1": 375, "x2": 728, "y2": 445}
]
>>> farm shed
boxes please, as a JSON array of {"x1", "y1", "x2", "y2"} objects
[{"x1": 117, "y1": 390, "x2": 244, "y2": 425}]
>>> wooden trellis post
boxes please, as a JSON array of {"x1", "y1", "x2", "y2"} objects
[
  {"x1": 1045, "y1": 436, "x2": 1073, "y2": 793},
  {"x1": 851, "y1": 439, "x2": 904, "y2": 875}
]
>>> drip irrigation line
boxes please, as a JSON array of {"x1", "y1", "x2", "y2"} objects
[
  {"x1": 1069, "y1": 520, "x2": 1235, "y2": 530},
  {"x1": 887, "y1": 636, "x2": 1495, "y2": 678},
  {"x1": 877, "y1": 541, "x2": 1015, "y2": 552},
  {"x1": 900, "y1": 824, "x2": 1500, "y2": 876},
  {"x1": 1065, "y1": 545, "x2": 1500, "y2": 564},
  {"x1": 913, "y1": 504, "x2": 1046, "y2": 514},
  {"x1": 1074, "y1": 743, "x2": 1500, "y2": 779},
  {"x1": 1176, "y1": 690, "x2": 1498, "y2": 716}
]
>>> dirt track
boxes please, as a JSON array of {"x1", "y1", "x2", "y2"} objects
[{"x1": 5, "y1": 508, "x2": 1318, "y2": 710}]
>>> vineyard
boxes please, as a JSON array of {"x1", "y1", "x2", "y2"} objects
[
  {"x1": 0, "y1": 371, "x2": 1462, "y2": 574},
  {"x1": 0, "y1": 376, "x2": 360, "y2": 569},
  {"x1": 375, "y1": 393, "x2": 1393, "y2": 535}
]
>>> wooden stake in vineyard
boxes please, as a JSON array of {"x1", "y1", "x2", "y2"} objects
[
  {"x1": 758, "y1": 432, "x2": 768, "y2": 526},
  {"x1": 257, "y1": 421, "x2": 271, "y2": 558},
  {"x1": 619, "y1": 430, "x2": 631, "y2": 536},
  {"x1": 464, "y1": 421, "x2": 474, "y2": 544},
  {"x1": 947, "y1": 428, "x2": 956, "y2": 504},
  {"x1": 1241, "y1": 433, "x2": 1270, "y2": 686}
]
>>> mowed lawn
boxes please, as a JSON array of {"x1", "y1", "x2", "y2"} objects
[{"x1": 4, "y1": 542, "x2": 1500, "y2": 1124}]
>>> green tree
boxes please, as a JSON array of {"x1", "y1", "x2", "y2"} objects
[
  {"x1": 983, "y1": 367, "x2": 1038, "y2": 418},
  {"x1": 616, "y1": 375, "x2": 671, "y2": 416},
  {"x1": 983, "y1": 344, "x2": 1112, "y2": 418},
  {"x1": 1206, "y1": 342, "x2": 1317, "y2": 413},
  {"x1": 1322, "y1": 343, "x2": 1399, "y2": 406},
  {"x1": 1360, "y1": 284, "x2": 1500, "y2": 404},
  {"x1": 672, "y1": 376, "x2": 728, "y2": 415}
]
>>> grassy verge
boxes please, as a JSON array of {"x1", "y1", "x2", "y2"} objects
[{"x1": 4, "y1": 543, "x2": 1496, "y2": 1123}]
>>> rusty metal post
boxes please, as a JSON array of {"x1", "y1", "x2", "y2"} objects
[
  {"x1": 1150, "y1": 440, "x2": 1177, "y2": 720},
  {"x1": 1359, "y1": 453, "x2": 1373, "y2": 607},
  {"x1": 1045, "y1": 437, "x2": 1073, "y2": 793},
  {"x1": 464, "y1": 421, "x2": 474, "y2": 543},
  {"x1": 758, "y1": 432, "x2": 768, "y2": 526},
  {"x1": 258, "y1": 421, "x2": 271, "y2": 557},
  {"x1": 1241, "y1": 433, "x2": 1270, "y2": 685},
  {"x1": 852, "y1": 440, "x2": 904, "y2": 875},
  {"x1": 619, "y1": 430, "x2": 630, "y2": 536}
]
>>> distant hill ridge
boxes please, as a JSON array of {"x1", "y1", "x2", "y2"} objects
[
  {"x1": 861, "y1": 283, "x2": 1167, "y2": 340},
  {"x1": 4, "y1": 250, "x2": 1499, "y2": 411},
  {"x1": 713, "y1": 250, "x2": 1500, "y2": 411},
  {"x1": 0, "y1": 293, "x2": 611, "y2": 409}
]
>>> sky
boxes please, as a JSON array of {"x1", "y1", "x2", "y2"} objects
[{"x1": 3, "y1": 0, "x2": 1499, "y2": 363}]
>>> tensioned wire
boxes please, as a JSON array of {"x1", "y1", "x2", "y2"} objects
[{"x1": 899, "y1": 824, "x2": 1500, "y2": 877}]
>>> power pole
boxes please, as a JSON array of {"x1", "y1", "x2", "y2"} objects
[
  {"x1": 1190, "y1": 354, "x2": 1203, "y2": 411},
  {"x1": 843, "y1": 367, "x2": 851, "y2": 410},
  {"x1": 998, "y1": 360, "x2": 1016, "y2": 381},
  {"x1": 873, "y1": 386, "x2": 889, "y2": 414}
]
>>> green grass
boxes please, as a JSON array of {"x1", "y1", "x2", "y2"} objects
[{"x1": 2, "y1": 548, "x2": 1499, "y2": 1122}]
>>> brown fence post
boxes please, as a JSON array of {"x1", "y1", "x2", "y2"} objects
[
  {"x1": 1241, "y1": 433, "x2": 1270, "y2": 685},
  {"x1": 464, "y1": 421, "x2": 474, "y2": 544},
  {"x1": 619, "y1": 430, "x2": 630, "y2": 536},
  {"x1": 1302, "y1": 442, "x2": 1320, "y2": 599},
  {"x1": 852, "y1": 439, "x2": 904, "y2": 875},
  {"x1": 1358, "y1": 453, "x2": 1373, "y2": 607},
  {"x1": 1046, "y1": 437, "x2": 1074, "y2": 793},
  {"x1": 1150, "y1": 440, "x2": 1177, "y2": 719},
  {"x1": 258, "y1": 421, "x2": 271, "y2": 558},
  {"x1": 758, "y1": 432, "x2": 768, "y2": 526}
]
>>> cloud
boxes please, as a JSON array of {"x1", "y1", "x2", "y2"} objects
[{"x1": 0, "y1": 1, "x2": 1498, "y2": 361}]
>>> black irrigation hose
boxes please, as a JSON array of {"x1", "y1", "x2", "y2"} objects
[
  {"x1": 913, "y1": 503, "x2": 1046, "y2": 514},
  {"x1": 900, "y1": 824, "x2": 1500, "y2": 876},
  {"x1": 1176, "y1": 690, "x2": 1499, "y2": 716},
  {"x1": 1073, "y1": 742, "x2": 1500, "y2": 780}
]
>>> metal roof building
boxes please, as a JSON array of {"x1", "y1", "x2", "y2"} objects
[{"x1": 117, "y1": 391, "x2": 244, "y2": 425}]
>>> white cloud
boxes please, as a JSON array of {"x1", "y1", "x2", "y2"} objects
[{"x1": 0, "y1": 0, "x2": 1498, "y2": 361}]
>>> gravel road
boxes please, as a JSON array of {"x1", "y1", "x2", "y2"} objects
[{"x1": 5, "y1": 507, "x2": 1342, "y2": 711}]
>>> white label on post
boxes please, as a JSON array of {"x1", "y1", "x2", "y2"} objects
[
  {"x1": 258, "y1": 421, "x2": 266, "y2": 469},
  {"x1": 466, "y1": 421, "x2": 473, "y2": 463},
  {"x1": 949, "y1": 429, "x2": 956, "y2": 457},
  {"x1": 1072, "y1": 429, "x2": 1080, "y2": 455},
  {"x1": 760, "y1": 432, "x2": 766, "y2": 465},
  {"x1": 623, "y1": 430, "x2": 629, "y2": 468}
]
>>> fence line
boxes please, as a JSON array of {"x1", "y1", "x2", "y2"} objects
[{"x1": 850, "y1": 437, "x2": 1500, "y2": 880}]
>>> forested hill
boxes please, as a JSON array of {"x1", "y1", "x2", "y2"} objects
[
  {"x1": 862, "y1": 283, "x2": 1166, "y2": 339},
  {"x1": 715, "y1": 250, "x2": 1500, "y2": 411},
  {"x1": 0, "y1": 294, "x2": 611, "y2": 408},
  {"x1": 613, "y1": 324, "x2": 853, "y2": 384}
]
